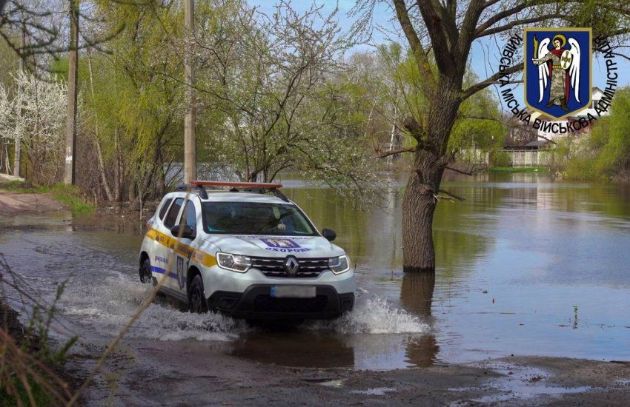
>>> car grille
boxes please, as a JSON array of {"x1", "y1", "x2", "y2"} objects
[{"x1": 250, "y1": 257, "x2": 330, "y2": 278}]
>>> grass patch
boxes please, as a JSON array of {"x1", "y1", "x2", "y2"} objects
[
  {"x1": 0, "y1": 180, "x2": 94, "y2": 213},
  {"x1": 0, "y1": 368, "x2": 58, "y2": 406},
  {"x1": 48, "y1": 184, "x2": 94, "y2": 214},
  {"x1": 0, "y1": 180, "x2": 33, "y2": 191},
  {"x1": 489, "y1": 166, "x2": 549, "y2": 173},
  {"x1": 1, "y1": 271, "x2": 76, "y2": 406}
]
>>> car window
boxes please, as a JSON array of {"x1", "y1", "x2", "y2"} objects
[
  {"x1": 180, "y1": 201, "x2": 197, "y2": 231},
  {"x1": 163, "y1": 198, "x2": 184, "y2": 229},
  {"x1": 158, "y1": 198, "x2": 173, "y2": 221},
  {"x1": 201, "y1": 202, "x2": 317, "y2": 236}
]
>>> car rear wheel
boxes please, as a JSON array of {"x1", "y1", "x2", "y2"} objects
[
  {"x1": 188, "y1": 274, "x2": 208, "y2": 313},
  {"x1": 139, "y1": 257, "x2": 151, "y2": 283}
]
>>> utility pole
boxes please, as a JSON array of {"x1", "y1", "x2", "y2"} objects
[
  {"x1": 64, "y1": 0, "x2": 79, "y2": 185},
  {"x1": 183, "y1": 0, "x2": 196, "y2": 183},
  {"x1": 13, "y1": 18, "x2": 25, "y2": 177}
]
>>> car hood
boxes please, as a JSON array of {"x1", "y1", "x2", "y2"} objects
[{"x1": 198, "y1": 234, "x2": 344, "y2": 258}]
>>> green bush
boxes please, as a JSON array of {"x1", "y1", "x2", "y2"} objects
[
  {"x1": 564, "y1": 87, "x2": 630, "y2": 181},
  {"x1": 564, "y1": 156, "x2": 604, "y2": 181},
  {"x1": 490, "y1": 150, "x2": 512, "y2": 167}
]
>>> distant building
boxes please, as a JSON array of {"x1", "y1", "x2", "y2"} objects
[{"x1": 504, "y1": 116, "x2": 539, "y2": 149}]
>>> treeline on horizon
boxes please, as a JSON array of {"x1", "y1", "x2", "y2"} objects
[
  {"x1": 0, "y1": 0, "x2": 628, "y2": 205},
  {"x1": 0, "y1": 0, "x2": 504, "y2": 204}
]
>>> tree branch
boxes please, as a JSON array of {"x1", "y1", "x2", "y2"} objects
[
  {"x1": 445, "y1": 165, "x2": 475, "y2": 176},
  {"x1": 392, "y1": 0, "x2": 435, "y2": 94},
  {"x1": 458, "y1": 0, "x2": 485, "y2": 62},
  {"x1": 477, "y1": 13, "x2": 562, "y2": 38},
  {"x1": 459, "y1": 114, "x2": 502, "y2": 122},
  {"x1": 376, "y1": 146, "x2": 416, "y2": 158},
  {"x1": 438, "y1": 189, "x2": 465, "y2": 201},
  {"x1": 537, "y1": 134, "x2": 557, "y2": 145},
  {"x1": 483, "y1": 0, "x2": 502, "y2": 9},
  {"x1": 416, "y1": 0, "x2": 457, "y2": 76},
  {"x1": 461, "y1": 63, "x2": 523, "y2": 100},
  {"x1": 611, "y1": 52, "x2": 630, "y2": 62},
  {"x1": 475, "y1": 2, "x2": 531, "y2": 34}
]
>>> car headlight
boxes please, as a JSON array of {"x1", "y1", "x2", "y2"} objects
[
  {"x1": 217, "y1": 252, "x2": 251, "y2": 273},
  {"x1": 329, "y1": 255, "x2": 350, "y2": 274}
]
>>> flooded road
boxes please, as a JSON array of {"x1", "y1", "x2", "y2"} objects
[{"x1": 1, "y1": 173, "x2": 630, "y2": 383}]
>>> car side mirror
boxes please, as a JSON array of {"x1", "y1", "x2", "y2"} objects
[
  {"x1": 322, "y1": 228, "x2": 336, "y2": 242},
  {"x1": 171, "y1": 224, "x2": 196, "y2": 239}
]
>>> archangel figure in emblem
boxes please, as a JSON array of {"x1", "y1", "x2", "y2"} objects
[{"x1": 532, "y1": 34, "x2": 581, "y2": 112}]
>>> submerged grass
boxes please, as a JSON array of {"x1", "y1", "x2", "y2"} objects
[{"x1": 0, "y1": 181, "x2": 94, "y2": 214}]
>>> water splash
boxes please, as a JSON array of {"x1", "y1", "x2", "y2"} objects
[
  {"x1": 59, "y1": 274, "x2": 247, "y2": 341},
  {"x1": 59, "y1": 269, "x2": 427, "y2": 341},
  {"x1": 309, "y1": 295, "x2": 429, "y2": 334}
]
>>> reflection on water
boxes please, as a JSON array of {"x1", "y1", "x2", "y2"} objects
[
  {"x1": 286, "y1": 172, "x2": 630, "y2": 365},
  {"x1": 2, "y1": 172, "x2": 630, "y2": 370},
  {"x1": 401, "y1": 273, "x2": 438, "y2": 367},
  {"x1": 229, "y1": 330, "x2": 355, "y2": 368},
  {"x1": 401, "y1": 273, "x2": 435, "y2": 316}
]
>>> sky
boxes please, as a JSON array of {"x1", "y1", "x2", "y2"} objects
[{"x1": 249, "y1": 0, "x2": 629, "y2": 113}]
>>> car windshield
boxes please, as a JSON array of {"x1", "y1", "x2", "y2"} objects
[{"x1": 201, "y1": 201, "x2": 318, "y2": 236}]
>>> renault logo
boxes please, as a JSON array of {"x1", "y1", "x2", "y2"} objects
[{"x1": 285, "y1": 256, "x2": 299, "y2": 276}]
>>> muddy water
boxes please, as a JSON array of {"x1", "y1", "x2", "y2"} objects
[{"x1": 1, "y1": 173, "x2": 630, "y2": 373}]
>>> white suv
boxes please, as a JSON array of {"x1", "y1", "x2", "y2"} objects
[{"x1": 138, "y1": 181, "x2": 355, "y2": 320}]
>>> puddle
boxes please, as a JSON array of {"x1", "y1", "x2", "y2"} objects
[
  {"x1": 318, "y1": 379, "x2": 345, "y2": 388},
  {"x1": 350, "y1": 387, "x2": 396, "y2": 396},
  {"x1": 451, "y1": 362, "x2": 593, "y2": 403}
]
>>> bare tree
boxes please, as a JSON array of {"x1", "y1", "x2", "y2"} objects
[
  {"x1": 0, "y1": 0, "x2": 72, "y2": 75},
  {"x1": 193, "y1": 1, "x2": 377, "y2": 193}
]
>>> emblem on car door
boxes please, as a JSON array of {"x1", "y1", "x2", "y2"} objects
[{"x1": 284, "y1": 256, "x2": 299, "y2": 276}]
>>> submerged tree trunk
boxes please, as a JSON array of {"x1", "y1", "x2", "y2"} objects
[
  {"x1": 402, "y1": 152, "x2": 444, "y2": 272},
  {"x1": 402, "y1": 86, "x2": 460, "y2": 272}
]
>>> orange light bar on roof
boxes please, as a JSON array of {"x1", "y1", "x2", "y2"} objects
[{"x1": 190, "y1": 180, "x2": 283, "y2": 189}]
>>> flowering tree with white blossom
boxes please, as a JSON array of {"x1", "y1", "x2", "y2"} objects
[{"x1": 0, "y1": 72, "x2": 67, "y2": 184}]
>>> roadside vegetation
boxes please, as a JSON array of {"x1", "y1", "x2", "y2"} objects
[
  {"x1": 563, "y1": 87, "x2": 630, "y2": 182},
  {"x1": 0, "y1": 256, "x2": 76, "y2": 405},
  {"x1": 0, "y1": 180, "x2": 94, "y2": 214},
  {"x1": 0, "y1": 0, "x2": 507, "y2": 206}
]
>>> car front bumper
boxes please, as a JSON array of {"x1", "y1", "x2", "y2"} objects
[{"x1": 207, "y1": 284, "x2": 354, "y2": 320}]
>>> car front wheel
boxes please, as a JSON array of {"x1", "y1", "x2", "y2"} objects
[
  {"x1": 188, "y1": 274, "x2": 208, "y2": 313},
  {"x1": 139, "y1": 257, "x2": 151, "y2": 283}
]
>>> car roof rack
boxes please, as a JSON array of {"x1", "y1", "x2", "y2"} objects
[{"x1": 176, "y1": 180, "x2": 290, "y2": 202}]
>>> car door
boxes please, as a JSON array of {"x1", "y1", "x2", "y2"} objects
[
  {"x1": 161, "y1": 197, "x2": 185, "y2": 290},
  {"x1": 173, "y1": 198, "x2": 198, "y2": 296},
  {"x1": 148, "y1": 196, "x2": 173, "y2": 280}
]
